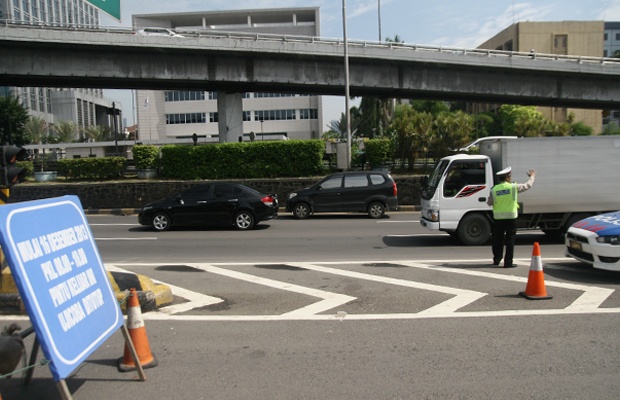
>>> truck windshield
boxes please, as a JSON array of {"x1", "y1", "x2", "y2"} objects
[{"x1": 421, "y1": 160, "x2": 449, "y2": 200}]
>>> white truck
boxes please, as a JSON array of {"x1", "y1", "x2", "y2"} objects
[{"x1": 419, "y1": 136, "x2": 620, "y2": 245}]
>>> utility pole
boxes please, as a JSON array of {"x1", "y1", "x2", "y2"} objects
[{"x1": 343, "y1": 0, "x2": 351, "y2": 170}]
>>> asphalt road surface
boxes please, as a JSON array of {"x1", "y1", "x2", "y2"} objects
[{"x1": 2, "y1": 211, "x2": 620, "y2": 399}]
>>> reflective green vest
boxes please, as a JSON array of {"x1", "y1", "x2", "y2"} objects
[{"x1": 491, "y1": 181, "x2": 518, "y2": 220}]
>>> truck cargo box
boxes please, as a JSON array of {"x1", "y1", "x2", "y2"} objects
[{"x1": 479, "y1": 136, "x2": 620, "y2": 214}]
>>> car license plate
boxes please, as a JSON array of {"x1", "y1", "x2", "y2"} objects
[{"x1": 569, "y1": 240, "x2": 582, "y2": 251}]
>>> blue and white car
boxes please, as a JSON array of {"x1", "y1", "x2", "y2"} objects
[{"x1": 565, "y1": 211, "x2": 620, "y2": 271}]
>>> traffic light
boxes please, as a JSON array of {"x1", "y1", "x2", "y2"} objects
[{"x1": 1, "y1": 146, "x2": 28, "y2": 188}]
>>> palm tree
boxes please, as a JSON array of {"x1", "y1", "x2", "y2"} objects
[
  {"x1": 53, "y1": 120, "x2": 77, "y2": 143},
  {"x1": 24, "y1": 116, "x2": 48, "y2": 144},
  {"x1": 83, "y1": 125, "x2": 110, "y2": 142}
]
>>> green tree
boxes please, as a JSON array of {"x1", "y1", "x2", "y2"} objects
[
  {"x1": 431, "y1": 111, "x2": 474, "y2": 160},
  {"x1": 0, "y1": 95, "x2": 29, "y2": 145},
  {"x1": 54, "y1": 120, "x2": 77, "y2": 143},
  {"x1": 411, "y1": 100, "x2": 450, "y2": 115},
  {"x1": 499, "y1": 105, "x2": 547, "y2": 137},
  {"x1": 389, "y1": 104, "x2": 434, "y2": 171}
]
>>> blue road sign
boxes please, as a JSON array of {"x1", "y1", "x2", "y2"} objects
[
  {"x1": 86, "y1": 0, "x2": 121, "y2": 21},
  {"x1": 0, "y1": 196, "x2": 123, "y2": 381}
]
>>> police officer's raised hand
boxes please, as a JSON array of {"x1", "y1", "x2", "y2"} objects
[{"x1": 527, "y1": 169, "x2": 536, "y2": 177}]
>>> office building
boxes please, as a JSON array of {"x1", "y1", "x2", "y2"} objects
[
  {"x1": 132, "y1": 8, "x2": 322, "y2": 143},
  {"x1": 0, "y1": 0, "x2": 122, "y2": 142},
  {"x1": 476, "y1": 21, "x2": 603, "y2": 134}
]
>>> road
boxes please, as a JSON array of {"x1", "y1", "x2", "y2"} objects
[{"x1": 2, "y1": 211, "x2": 620, "y2": 399}]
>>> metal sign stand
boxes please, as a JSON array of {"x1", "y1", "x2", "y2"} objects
[{"x1": 19, "y1": 325, "x2": 145, "y2": 400}]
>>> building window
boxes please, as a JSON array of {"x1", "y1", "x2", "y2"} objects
[
  {"x1": 208, "y1": 91, "x2": 218, "y2": 100},
  {"x1": 38, "y1": 88, "x2": 44, "y2": 111},
  {"x1": 46, "y1": 89, "x2": 52, "y2": 113},
  {"x1": 166, "y1": 113, "x2": 207, "y2": 124},
  {"x1": 299, "y1": 109, "x2": 318, "y2": 120},
  {"x1": 254, "y1": 93, "x2": 295, "y2": 98},
  {"x1": 255, "y1": 109, "x2": 296, "y2": 121},
  {"x1": 164, "y1": 91, "x2": 205, "y2": 102},
  {"x1": 209, "y1": 112, "x2": 218, "y2": 123},
  {"x1": 29, "y1": 88, "x2": 36, "y2": 110},
  {"x1": 553, "y1": 34, "x2": 568, "y2": 55},
  {"x1": 243, "y1": 111, "x2": 252, "y2": 121}
]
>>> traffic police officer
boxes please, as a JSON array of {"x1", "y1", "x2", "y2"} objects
[{"x1": 487, "y1": 166, "x2": 536, "y2": 268}]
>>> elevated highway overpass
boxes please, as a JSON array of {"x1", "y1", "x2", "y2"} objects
[{"x1": 1, "y1": 23, "x2": 619, "y2": 109}]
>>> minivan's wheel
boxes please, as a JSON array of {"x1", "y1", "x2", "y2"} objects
[
  {"x1": 152, "y1": 212, "x2": 171, "y2": 232},
  {"x1": 234, "y1": 211, "x2": 255, "y2": 230},
  {"x1": 457, "y1": 213, "x2": 491, "y2": 245},
  {"x1": 293, "y1": 203, "x2": 311, "y2": 219},
  {"x1": 367, "y1": 202, "x2": 386, "y2": 219}
]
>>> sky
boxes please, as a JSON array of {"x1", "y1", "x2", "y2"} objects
[{"x1": 100, "y1": 0, "x2": 620, "y2": 131}]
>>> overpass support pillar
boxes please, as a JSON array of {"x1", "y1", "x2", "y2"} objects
[{"x1": 217, "y1": 92, "x2": 244, "y2": 143}]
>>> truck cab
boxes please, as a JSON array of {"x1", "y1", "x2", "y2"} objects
[{"x1": 420, "y1": 154, "x2": 495, "y2": 245}]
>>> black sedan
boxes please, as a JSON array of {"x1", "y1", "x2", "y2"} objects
[{"x1": 138, "y1": 183, "x2": 278, "y2": 231}]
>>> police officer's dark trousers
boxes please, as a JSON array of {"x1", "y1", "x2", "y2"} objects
[{"x1": 492, "y1": 218, "x2": 517, "y2": 266}]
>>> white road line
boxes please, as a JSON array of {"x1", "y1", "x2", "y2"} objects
[
  {"x1": 4, "y1": 258, "x2": 616, "y2": 323},
  {"x1": 105, "y1": 265, "x2": 223, "y2": 314},
  {"x1": 396, "y1": 260, "x2": 614, "y2": 310},
  {"x1": 89, "y1": 224, "x2": 139, "y2": 226},
  {"x1": 179, "y1": 263, "x2": 356, "y2": 317},
  {"x1": 288, "y1": 262, "x2": 486, "y2": 315},
  {"x1": 95, "y1": 237, "x2": 157, "y2": 241}
]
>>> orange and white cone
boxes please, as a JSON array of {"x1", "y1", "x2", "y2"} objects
[
  {"x1": 118, "y1": 288, "x2": 158, "y2": 372},
  {"x1": 519, "y1": 242, "x2": 552, "y2": 300}
]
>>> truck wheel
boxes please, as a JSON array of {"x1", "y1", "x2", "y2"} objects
[{"x1": 457, "y1": 214, "x2": 491, "y2": 245}]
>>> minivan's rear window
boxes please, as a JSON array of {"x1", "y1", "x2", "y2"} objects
[{"x1": 369, "y1": 174, "x2": 386, "y2": 185}]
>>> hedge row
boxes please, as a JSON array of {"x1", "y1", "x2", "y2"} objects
[
  {"x1": 159, "y1": 140, "x2": 325, "y2": 179},
  {"x1": 18, "y1": 140, "x2": 387, "y2": 181}
]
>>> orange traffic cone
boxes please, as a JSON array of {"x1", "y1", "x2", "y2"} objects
[
  {"x1": 118, "y1": 288, "x2": 158, "y2": 372},
  {"x1": 519, "y1": 242, "x2": 552, "y2": 300}
]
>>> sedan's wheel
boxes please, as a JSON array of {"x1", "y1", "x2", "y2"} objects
[
  {"x1": 367, "y1": 201, "x2": 386, "y2": 219},
  {"x1": 293, "y1": 203, "x2": 311, "y2": 219},
  {"x1": 152, "y1": 212, "x2": 171, "y2": 232},
  {"x1": 234, "y1": 211, "x2": 255, "y2": 230}
]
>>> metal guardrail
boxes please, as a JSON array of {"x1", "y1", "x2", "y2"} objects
[{"x1": 2, "y1": 19, "x2": 619, "y2": 66}]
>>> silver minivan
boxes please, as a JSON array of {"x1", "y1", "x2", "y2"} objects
[{"x1": 134, "y1": 27, "x2": 183, "y2": 37}]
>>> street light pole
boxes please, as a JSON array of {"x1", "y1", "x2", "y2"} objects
[
  {"x1": 112, "y1": 102, "x2": 118, "y2": 155},
  {"x1": 343, "y1": 0, "x2": 351, "y2": 170},
  {"x1": 378, "y1": 0, "x2": 382, "y2": 42}
]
